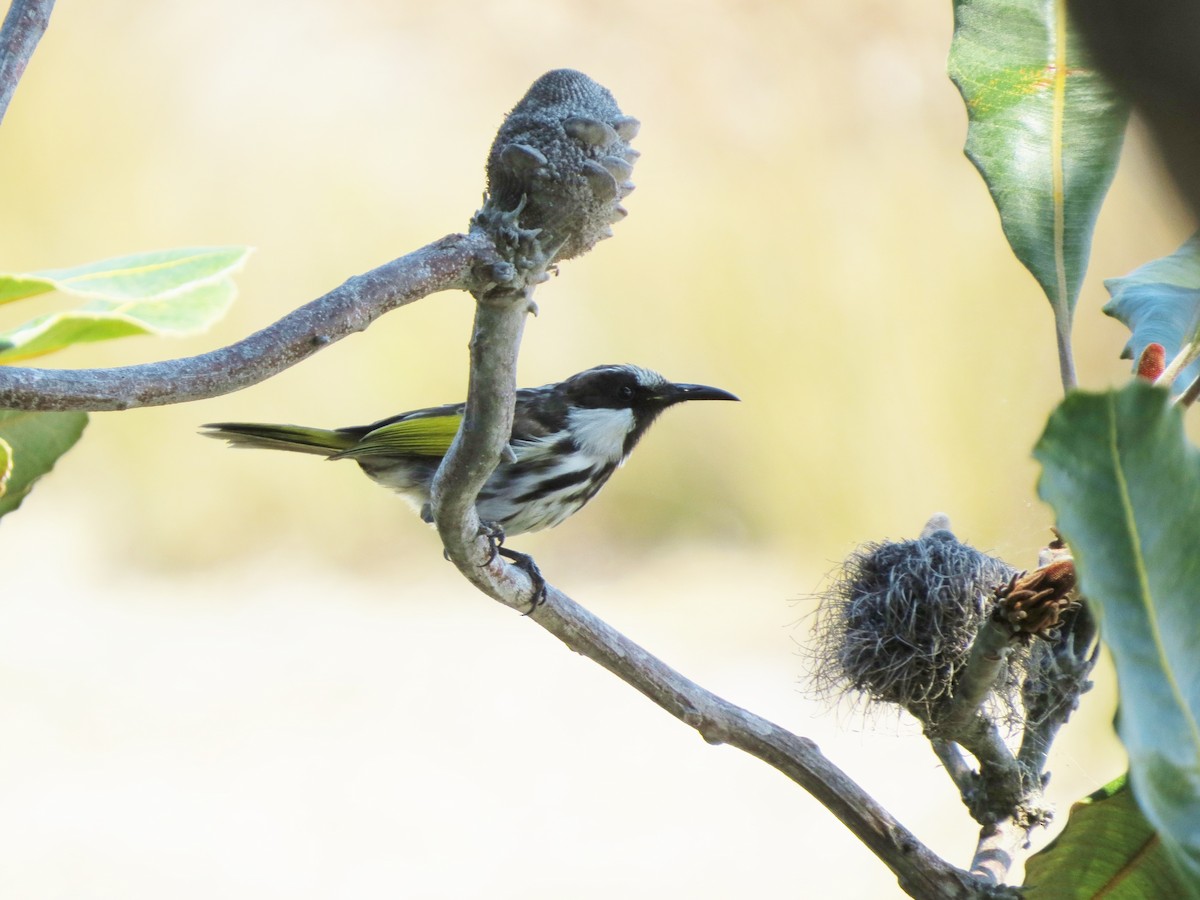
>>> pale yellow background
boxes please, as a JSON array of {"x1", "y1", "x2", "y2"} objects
[{"x1": 0, "y1": 1, "x2": 1178, "y2": 897}]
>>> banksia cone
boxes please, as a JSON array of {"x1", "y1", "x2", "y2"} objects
[
  {"x1": 481, "y1": 69, "x2": 639, "y2": 264},
  {"x1": 810, "y1": 528, "x2": 1021, "y2": 727}
]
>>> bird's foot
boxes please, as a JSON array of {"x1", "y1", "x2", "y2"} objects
[
  {"x1": 441, "y1": 520, "x2": 507, "y2": 563},
  {"x1": 496, "y1": 546, "x2": 548, "y2": 614},
  {"x1": 478, "y1": 520, "x2": 507, "y2": 557},
  {"x1": 474, "y1": 521, "x2": 546, "y2": 613}
]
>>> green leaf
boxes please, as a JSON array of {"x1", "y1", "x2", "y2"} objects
[
  {"x1": 0, "y1": 246, "x2": 251, "y2": 363},
  {"x1": 949, "y1": 0, "x2": 1130, "y2": 383},
  {"x1": 1104, "y1": 233, "x2": 1200, "y2": 389},
  {"x1": 0, "y1": 246, "x2": 251, "y2": 304},
  {"x1": 0, "y1": 276, "x2": 56, "y2": 306},
  {"x1": 1034, "y1": 381, "x2": 1200, "y2": 887},
  {"x1": 1025, "y1": 775, "x2": 1197, "y2": 898},
  {"x1": 0, "y1": 410, "x2": 88, "y2": 520}
]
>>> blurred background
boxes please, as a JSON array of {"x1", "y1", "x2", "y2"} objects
[{"x1": 0, "y1": 1, "x2": 1184, "y2": 896}]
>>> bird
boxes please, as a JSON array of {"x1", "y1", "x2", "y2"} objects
[{"x1": 202, "y1": 363, "x2": 738, "y2": 547}]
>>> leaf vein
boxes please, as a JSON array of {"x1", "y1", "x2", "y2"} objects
[
  {"x1": 1106, "y1": 394, "x2": 1200, "y2": 756},
  {"x1": 1051, "y1": 0, "x2": 1069, "y2": 321}
]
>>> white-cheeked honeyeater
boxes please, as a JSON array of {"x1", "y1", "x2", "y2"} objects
[{"x1": 203, "y1": 364, "x2": 738, "y2": 538}]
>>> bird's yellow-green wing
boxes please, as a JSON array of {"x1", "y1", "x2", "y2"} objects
[{"x1": 333, "y1": 414, "x2": 462, "y2": 459}]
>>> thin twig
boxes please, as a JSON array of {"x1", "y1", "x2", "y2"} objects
[
  {"x1": 935, "y1": 727, "x2": 1041, "y2": 887},
  {"x1": 957, "y1": 717, "x2": 1034, "y2": 821},
  {"x1": 0, "y1": 0, "x2": 54, "y2": 127},
  {"x1": 938, "y1": 617, "x2": 1017, "y2": 736},
  {"x1": 0, "y1": 232, "x2": 499, "y2": 411},
  {"x1": 933, "y1": 721, "x2": 1043, "y2": 887},
  {"x1": 932, "y1": 738, "x2": 978, "y2": 798},
  {"x1": 952, "y1": 713, "x2": 1051, "y2": 887}
]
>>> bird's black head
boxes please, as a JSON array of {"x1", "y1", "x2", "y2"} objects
[
  {"x1": 563, "y1": 364, "x2": 738, "y2": 409},
  {"x1": 560, "y1": 364, "x2": 738, "y2": 456}
]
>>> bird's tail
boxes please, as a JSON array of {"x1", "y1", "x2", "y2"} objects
[{"x1": 201, "y1": 422, "x2": 358, "y2": 457}]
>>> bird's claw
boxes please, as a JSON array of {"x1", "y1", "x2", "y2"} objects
[
  {"x1": 496, "y1": 546, "x2": 548, "y2": 614},
  {"x1": 441, "y1": 521, "x2": 506, "y2": 564},
  {"x1": 474, "y1": 521, "x2": 546, "y2": 613},
  {"x1": 478, "y1": 520, "x2": 507, "y2": 564}
]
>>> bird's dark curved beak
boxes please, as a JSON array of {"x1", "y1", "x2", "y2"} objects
[{"x1": 658, "y1": 382, "x2": 740, "y2": 404}]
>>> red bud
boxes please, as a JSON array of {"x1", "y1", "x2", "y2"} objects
[{"x1": 1136, "y1": 343, "x2": 1166, "y2": 381}]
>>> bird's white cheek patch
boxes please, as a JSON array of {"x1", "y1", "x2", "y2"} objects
[{"x1": 566, "y1": 407, "x2": 635, "y2": 461}]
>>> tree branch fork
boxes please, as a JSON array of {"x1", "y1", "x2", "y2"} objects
[
  {"x1": 0, "y1": 46, "x2": 1012, "y2": 897},
  {"x1": 0, "y1": 224, "x2": 1009, "y2": 896}
]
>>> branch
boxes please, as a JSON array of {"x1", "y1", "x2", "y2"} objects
[
  {"x1": 971, "y1": 820, "x2": 1035, "y2": 887},
  {"x1": 0, "y1": 0, "x2": 53, "y2": 127},
  {"x1": 433, "y1": 541, "x2": 1014, "y2": 898},
  {"x1": 0, "y1": 232, "x2": 500, "y2": 411},
  {"x1": 2, "y1": 61, "x2": 1014, "y2": 895},
  {"x1": 428, "y1": 69, "x2": 1017, "y2": 900},
  {"x1": 548, "y1": 591, "x2": 1021, "y2": 899},
  {"x1": 433, "y1": 469, "x2": 1015, "y2": 900},
  {"x1": 932, "y1": 738, "x2": 980, "y2": 802},
  {"x1": 430, "y1": 333, "x2": 1008, "y2": 895},
  {"x1": 934, "y1": 702, "x2": 1047, "y2": 888},
  {"x1": 431, "y1": 282, "x2": 538, "y2": 604},
  {"x1": 937, "y1": 618, "x2": 1018, "y2": 736},
  {"x1": 933, "y1": 738, "x2": 1032, "y2": 886},
  {"x1": 919, "y1": 549, "x2": 1082, "y2": 885}
]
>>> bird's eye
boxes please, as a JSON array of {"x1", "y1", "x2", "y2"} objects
[{"x1": 619, "y1": 385, "x2": 635, "y2": 401}]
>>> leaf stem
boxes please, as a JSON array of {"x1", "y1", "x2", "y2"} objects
[
  {"x1": 1056, "y1": 321, "x2": 1077, "y2": 394},
  {"x1": 1176, "y1": 373, "x2": 1200, "y2": 408}
]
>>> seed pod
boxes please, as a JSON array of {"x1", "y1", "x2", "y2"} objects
[{"x1": 481, "y1": 69, "x2": 640, "y2": 265}]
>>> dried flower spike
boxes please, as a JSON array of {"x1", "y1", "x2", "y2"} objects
[{"x1": 993, "y1": 560, "x2": 1078, "y2": 638}]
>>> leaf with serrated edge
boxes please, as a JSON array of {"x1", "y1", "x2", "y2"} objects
[
  {"x1": 949, "y1": 0, "x2": 1129, "y2": 381},
  {"x1": 1024, "y1": 774, "x2": 1196, "y2": 898},
  {"x1": 1035, "y1": 381, "x2": 1200, "y2": 887},
  {"x1": 0, "y1": 411, "x2": 88, "y2": 520},
  {"x1": 1104, "y1": 233, "x2": 1200, "y2": 390}
]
